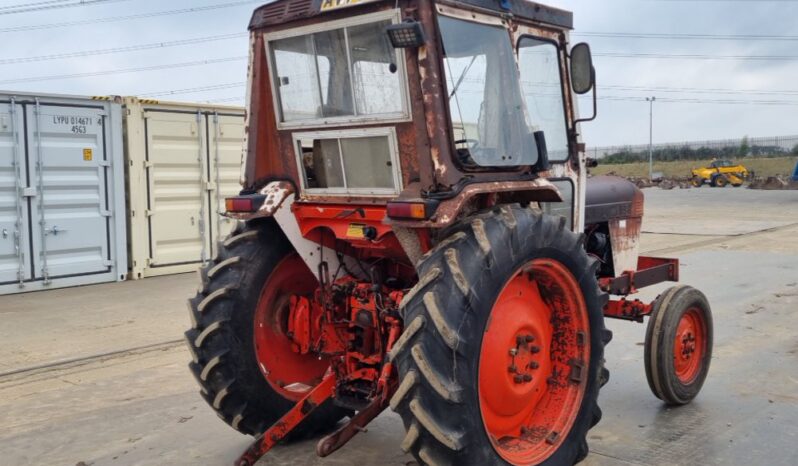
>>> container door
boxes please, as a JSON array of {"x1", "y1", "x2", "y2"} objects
[
  {"x1": 0, "y1": 102, "x2": 32, "y2": 285},
  {"x1": 27, "y1": 103, "x2": 112, "y2": 281},
  {"x1": 144, "y1": 111, "x2": 208, "y2": 267},
  {"x1": 208, "y1": 113, "x2": 244, "y2": 256}
]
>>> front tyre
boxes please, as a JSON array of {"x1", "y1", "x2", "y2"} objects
[
  {"x1": 644, "y1": 285, "x2": 713, "y2": 405},
  {"x1": 391, "y1": 206, "x2": 611, "y2": 465}
]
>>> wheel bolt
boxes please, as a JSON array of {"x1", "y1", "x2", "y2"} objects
[
  {"x1": 529, "y1": 362, "x2": 539, "y2": 370},
  {"x1": 514, "y1": 375, "x2": 524, "y2": 384},
  {"x1": 516, "y1": 335, "x2": 526, "y2": 346},
  {"x1": 530, "y1": 346, "x2": 541, "y2": 354},
  {"x1": 525, "y1": 335, "x2": 535, "y2": 343},
  {"x1": 523, "y1": 374, "x2": 533, "y2": 382}
]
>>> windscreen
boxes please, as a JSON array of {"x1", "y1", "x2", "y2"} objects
[{"x1": 439, "y1": 16, "x2": 537, "y2": 167}]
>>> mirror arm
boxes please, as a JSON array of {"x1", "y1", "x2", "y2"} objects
[{"x1": 574, "y1": 69, "x2": 597, "y2": 125}]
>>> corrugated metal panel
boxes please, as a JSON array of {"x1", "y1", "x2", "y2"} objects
[
  {"x1": 125, "y1": 98, "x2": 245, "y2": 279},
  {"x1": 0, "y1": 92, "x2": 127, "y2": 295}
]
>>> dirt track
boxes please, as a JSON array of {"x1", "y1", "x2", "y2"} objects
[{"x1": 1, "y1": 188, "x2": 797, "y2": 466}]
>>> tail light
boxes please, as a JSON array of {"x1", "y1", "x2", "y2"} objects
[
  {"x1": 386, "y1": 200, "x2": 438, "y2": 220},
  {"x1": 225, "y1": 195, "x2": 266, "y2": 213}
]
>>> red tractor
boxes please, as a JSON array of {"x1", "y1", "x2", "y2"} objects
[{"x1": 185, "y1": 0, "x2": 714, "y2": 464}]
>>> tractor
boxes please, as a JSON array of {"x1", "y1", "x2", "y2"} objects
[
  {"x1": 185, "y1": 0, "x2": 714, "y2": 465},
  {"x1": 690, "y1": 159, "x2": 750, "y2": 187}
]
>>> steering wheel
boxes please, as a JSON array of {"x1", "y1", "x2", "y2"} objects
[{"x1": 454, "y1": 138, "x2": 479, "y2": 149}]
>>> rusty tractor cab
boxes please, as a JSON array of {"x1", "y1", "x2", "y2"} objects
[{"x1": 185, "y1": 1, "x2": 714, "y2": 465}]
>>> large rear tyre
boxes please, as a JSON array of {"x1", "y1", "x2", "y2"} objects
[
  {"x1": 391, "y1": 206, "x2": 611, "y2": 465},
  {"x1": 644, "y1": 285, "x2": 713, "y2": 405},
  {"x1": 185, "y1": 220, "x2": 350, "y2": 437}
]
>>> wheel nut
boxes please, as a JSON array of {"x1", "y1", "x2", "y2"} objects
[
  {"x1": 529, "y1": 362, "x2": 539, "y2": 370},
  {"x1": 525, "y1": 335, "x2": 535, "y2": 343},
  {"x1": 523, "y1": 374, "x2": 532, "y2": 382},
  {"x1": 508, "y1": 365, "x2": 517, "y2": 373},
  {"x1": 530, "y1": 346, "x2": 541, "y2": 354},
  {"x1": 516, "y1": 335, "x2": 526, "y2": 346},
  {"x1": 514, "y1": 375, "x2": 524, "y2": 384}
]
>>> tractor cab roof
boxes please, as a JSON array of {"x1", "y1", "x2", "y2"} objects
[{"x1": 249, "y1": 0, "x2": 573, "y2": 31}]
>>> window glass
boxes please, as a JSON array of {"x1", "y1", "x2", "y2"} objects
[
  {"x1": 298, "y1": 134, "x2": 396, "y2": 192},
  {"x1": 268, "y1": 17, "x2": 406, "y2": 124},
  {"x1": 439, "y1": 16, "x2": 536, "y2": 167},
  {"x1": 341, "y1": 137, "x2": 394, "y2": 188},
  {"x1": 518, "y1": 38, "x2": 569, "y2": 161},
  {"x1": 348, "y1": 20, "x2": 402, "y2": 115},
  {"x1": 541, "y1": 180, "x2": 574, "y2": 228},
  {"x1": 271, "y1": 35, "x2": 322, "y2": 121},
  {"x1": 314, "y1": 28, "x2": 354, "y2": 117}
]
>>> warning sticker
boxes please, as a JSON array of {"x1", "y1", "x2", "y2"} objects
[
  {"x1": 83, "y1": 148, "x2": 93, "y2": 161},
  {"x1": 346, "y1": 223, "x2": 366, "y2": 238}
]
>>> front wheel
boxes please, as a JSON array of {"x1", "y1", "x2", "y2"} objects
[
  {"x1": 644, "y1": 285, "x2": 713, "y2": 405},
  {"x1": 391, "y1": 206, "x2": 611, "y2": 465}
]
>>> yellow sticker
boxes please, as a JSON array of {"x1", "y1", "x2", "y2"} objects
[
  {"x1": 320, "y1": 0, "x2": 378, "y2": 11},
  {"x1": 83, "y1": 148, "x2": 93, "y2": 161},
  {"x1": 346, "y1": 223, "x2": 366, "y2": 238}
]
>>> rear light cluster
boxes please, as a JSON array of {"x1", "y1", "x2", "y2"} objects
[
  {"x1": 386, "y1": 200, "x2": 438, "y2": 220},
  {"x1": 225, "y1": 195, "x2": 266, "y2": 213}
]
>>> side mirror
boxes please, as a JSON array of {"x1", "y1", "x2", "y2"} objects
[{"x1": 570, "y1": 43, "x2": 594, "y2": 94}]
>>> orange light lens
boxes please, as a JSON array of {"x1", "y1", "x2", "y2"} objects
[{"x1": 387, "y1": 202, "x2": 427, "y2": 219}]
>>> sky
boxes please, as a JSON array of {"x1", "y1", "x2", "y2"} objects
[{"x1": 1, "y1": 0, "x2": 797, "y2": 147}]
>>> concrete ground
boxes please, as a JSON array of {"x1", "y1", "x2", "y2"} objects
[{"x1": 1, "y1": 187, "x2": 797, "y2": 466}]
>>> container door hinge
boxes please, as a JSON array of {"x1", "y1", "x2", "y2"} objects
[{"x1": 205, "y1": 181, "x2": 216, "y2": 191}]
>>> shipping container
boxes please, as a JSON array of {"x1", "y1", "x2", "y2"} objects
[
  {"x1": 123, "y1": 97, "x2": 245, "y2": 279},
  {"x1": 0, "y1": 92, "x2": 128, "y2": 295}
]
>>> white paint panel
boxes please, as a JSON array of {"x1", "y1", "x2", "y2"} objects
[
  {"x1": 0, "y1": 103, "x2": 31, "y2": 286},
  {"x1": 27, "y1": 104, "x2": 111, "y2": 279},
  {"x1": 208, "y1": 113, "x2": 245, "y2": 257},
  {"x1": 145, "y1": 111, "x2": 207, "y2": 267}
]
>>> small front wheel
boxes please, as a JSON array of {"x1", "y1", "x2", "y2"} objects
[
  {"x1": 690, "y1": 177, "x2": 703, "y2": 188},
  {"x1": 644, "y1": 286, "x2": 713, "y2": 405}
]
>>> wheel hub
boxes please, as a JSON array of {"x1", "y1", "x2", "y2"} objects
[
  {"x1": 673, "y1": 308, "x2": 705, "y2": 383},
  {"x1": 478, "y1": 259, "x2": 590, "y2": 465}
]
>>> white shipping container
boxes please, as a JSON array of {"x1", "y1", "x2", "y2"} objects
[
  {"x1": 0, "y1": 92, "x2": 127, "y2": 295},
  {"x1": 124, "y1": 98, "x2": 245, "y2": 279}
]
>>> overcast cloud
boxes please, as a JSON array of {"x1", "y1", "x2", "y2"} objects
[{"x1": 1, "y1": 0, "x2": 797, "y2": 147}]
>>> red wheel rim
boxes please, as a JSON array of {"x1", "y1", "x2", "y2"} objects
[
  {"x1": 672, "y1": 307, "x2": 705, "y2": 384},
  {"x1": 253, "y1": 254, "x2": 330, "y2": 401},
  {"x1": 478, "y1": 259, "x2": 590, "y2": 465}
]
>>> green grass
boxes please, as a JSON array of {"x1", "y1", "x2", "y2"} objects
[{"x1": 591, "y1": 156, "x2": 798, "y2": 179}]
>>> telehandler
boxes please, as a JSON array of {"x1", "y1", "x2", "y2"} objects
[{"x1": 186, "y1": 0, "x2": 714, "y2": 464}]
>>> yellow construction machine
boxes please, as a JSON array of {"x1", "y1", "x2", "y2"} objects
[{"x1": 691, "y1": 159, "x2": 749, "y2": 187}]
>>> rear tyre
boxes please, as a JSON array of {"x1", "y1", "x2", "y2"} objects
[
  {"x1": 185, "y1": 220, "x2": 349, "y2": 437},
  {"x1": 644, "y1": 285, "x2": 713, "y2": 405},
  {"x1": 391, "y1": 206, "x2": 611, "y2": 465},
  {"x1": 710, "y1": 174, "x2": 728, "y2": 187}
]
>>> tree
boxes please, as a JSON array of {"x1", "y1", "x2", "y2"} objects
[
  {"x1": 739, "y1": 135, "x2": 750, "y2": 157},
  {"x1": 792, "y1": 143, "x2": 798, "y2": 155}
]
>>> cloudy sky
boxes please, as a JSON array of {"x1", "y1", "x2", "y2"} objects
[{"x1": 1, "y1": 0, "x2": 797, "y2": 147}]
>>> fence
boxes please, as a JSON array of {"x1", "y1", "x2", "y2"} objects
[{"x1": 588, "y1": 135, "x2": 798, "y2": 164}]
